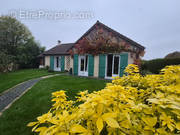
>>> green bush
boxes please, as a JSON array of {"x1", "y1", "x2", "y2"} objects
[
  {"x1": 45, "y1": 66, "x2": 50, "y2": 70},
  {"x1": 141, "y1": 58, "x2": 180, "y2": 74},
  {"x1": 140, "y1": 69, "x2": 152, "y2": 76}
]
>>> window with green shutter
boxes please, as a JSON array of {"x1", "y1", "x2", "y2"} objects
[
  {"x1": 119, "y1": 53, "x2": 128, "y2": 77},
  {"x1": 88, "y1": 54, "x2": 94, "y2": 76},
  {"x1": 98, "y1": 54, "x2": 106, "y2": 78},
  {"x1": 61, "y1": 56, "x2": 65, "y2": 71},
  {"x1": 73, "y1": 54, "x2": 78, "y2": 75},
  {"x1": 50, "y1": 56, "x2": 54, "y2": 70}
]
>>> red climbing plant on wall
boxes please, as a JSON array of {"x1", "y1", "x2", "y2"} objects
[
  {"x1": 69, "y1": 24, "x2": 145, "y2": 66},
  {"x1": 73, "y1": 37, "x2": 133, "y2": 55},
  {"x1": 70, "y1": 36, "x2": 144, "y2": 56}
]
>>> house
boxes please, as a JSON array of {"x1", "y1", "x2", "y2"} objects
[
  {"x1": 39, "y1": 41, "x2": 74, "y2": 71},
  {"x1": 40, "y1": 21, "x2": 145, "y2": 79}
]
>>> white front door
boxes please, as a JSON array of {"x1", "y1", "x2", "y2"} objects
[
  {"x1": 54, "y1": 56, "x2": 61, "y2": 71},
  {"x1": 79, "y1": 55, "x2": 88, "y2": 76},
  {"x1": 106, "y1": 54, "x2": 120, "y2": 79}
]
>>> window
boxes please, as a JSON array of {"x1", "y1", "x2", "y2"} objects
[
  {"x1": 56, "y1": 57, "x2": 59, "y2": 68},
  {"x1": 107, "y1": 54, "x2": 113, "y2": 77},
  {"x1": 80, "y1": 58, "x2": 84, "y2": 71},
  {"x1": 113, "y1": 56, "x2": 119, "y2": 74}
]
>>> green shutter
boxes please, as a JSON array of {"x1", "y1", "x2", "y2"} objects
[
  {"x1": 50, "y1": 56, "x2": 54, "y2": 70},
  {"x1": 61, "y1": 56, "x2": 65, "y2": 71},
  {"x1": 88, "y1": 54, "x2": 94, "y2": 76},
  {"x1": 119, "y1": 53, "x2": 128, "y2": 77},
  {"x1": 73, "y1": 54, "x2": 78, "y2": 75},
  {"x1": 98, "y1": 54, "x2": 106, "y2": 78}
]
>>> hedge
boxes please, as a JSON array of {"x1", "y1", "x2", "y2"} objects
[{"x1": 141, "y1": 58, "x2": 180, "y2": 74}]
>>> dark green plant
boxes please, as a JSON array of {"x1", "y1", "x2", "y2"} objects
[
  {"x1": 141, "y1": 58, "x2": 180, "y2": 74},
  {"x1": 45, "y1": 65, "x2": 50, "y2": 70},
  {"x1": 69, "y1": 68, "x2": 72, "y2": 75}
]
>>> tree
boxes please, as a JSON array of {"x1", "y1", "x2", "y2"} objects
[
  {"x1": 0, "y1": 51, "x2": 15, "y2": 72},
  {"x1": 165, "y1": 51, "x2": 180, "y2": 59},
  {"x1": 16, "y1": 39, "x2": 45, "y2": 68},
  {"x1": 0, "y1": 16, "x2": 33, "y2": 56},
  {"x1": 0, "y1": 16, "x2": 45, "y2": 72}
]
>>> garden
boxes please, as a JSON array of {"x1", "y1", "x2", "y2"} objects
[
  {"x1": 0, "y1": 63, "x2": 179, "y2": 135},
  {"x1": 26, "y1": 64, "x2": 180, "y2": 135},
  {"x1": 0, "y1": 74, "x2": 106, "y2": 135}
]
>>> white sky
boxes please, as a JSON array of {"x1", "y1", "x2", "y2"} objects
[{"x1": 1, "y1": 0, "x2": 180, "y2": 60}]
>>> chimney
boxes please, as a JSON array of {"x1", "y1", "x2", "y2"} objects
[{"x1": 57, "y1": 40, "x2": 61, "y2": 45}]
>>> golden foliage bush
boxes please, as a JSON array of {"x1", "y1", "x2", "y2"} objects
[{"x1": 28, "y1": 64, "x2": 180, "y2": 135}]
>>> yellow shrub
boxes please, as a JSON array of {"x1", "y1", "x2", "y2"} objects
[{"x1": 28, "y1": 64, "x2": 180, "y2": 135}]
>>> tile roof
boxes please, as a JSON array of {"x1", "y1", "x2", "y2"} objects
[{"x1": 43, "y1": 43, "x2": 74, "y2": 55}]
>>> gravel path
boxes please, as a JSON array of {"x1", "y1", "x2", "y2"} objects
[{"x1": 0, "y1": 74, "x2": 61, "y2": 115}]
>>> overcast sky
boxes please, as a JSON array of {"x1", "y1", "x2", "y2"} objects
[{"x1": 1, "y1": 0, "x2": 180, "y2": 60}]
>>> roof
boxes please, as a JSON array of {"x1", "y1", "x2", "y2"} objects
[
  {"x1": 75, "y1": 21, "x2": 145, "y2": 50},
  {"x1": 37, "y1": 53, "x2": 44, "y2": 57},
  {"x1": 43, "y1": 43, "x2": 74, "y2": 55}
]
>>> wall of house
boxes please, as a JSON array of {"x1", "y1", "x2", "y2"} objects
[
  {"x1": 65, "y1": 55, "x2": 71, "y2": 71},
  {"x1": 70, "y1": 56, "x2": 73, "y2": 70},
  {"x1": 83, "y1": 23, "x2": 143, "y2": 56},
  {"x1": 45, "y1": 56, "x2": 50, "y2": 67},
  {"x1": 72, "y1": 52, "x2": 134, "y2": 78},
  {"x1": 128, "y1": 52, "x2": 134, "y2": 64},
  {"x1": 94, "y1": 53, "x2": 133, "y2": 78},
  {"x1": 94, "y1": 55, "x2": 99, "y2": 77},
  {"x1": 44, "y1": 55, "x2": 71, "y2": 71}
]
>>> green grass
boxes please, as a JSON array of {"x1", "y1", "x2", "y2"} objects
[
  {"x1": 0, "y1": 75, "x2": 107, "y2": 135},
  {"x1": 0, "y1": 69, "x2": 58, "y2": 94}
]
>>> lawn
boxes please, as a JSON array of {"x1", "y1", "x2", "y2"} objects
[
  {"x1": 0, "y1": 75, "x2": 107, "y2": 135},
  {"x1": 0, "y1": 69, "x2": 58, "y2": 94}
]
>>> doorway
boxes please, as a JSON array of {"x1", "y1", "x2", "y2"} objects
[
  {"x1": 79, "y1": 55, "x2": 88, "y2": 76},
  {"x1": 54, "y1": 56, "x2": 61, "y2": 71},
  {"x1": 106, "y1": 54, "x2": 120, "y2": 78}
]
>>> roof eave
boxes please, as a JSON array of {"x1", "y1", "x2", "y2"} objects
[{"x1": 43, "y1": 53, "x2": 70, "y2": 56}]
